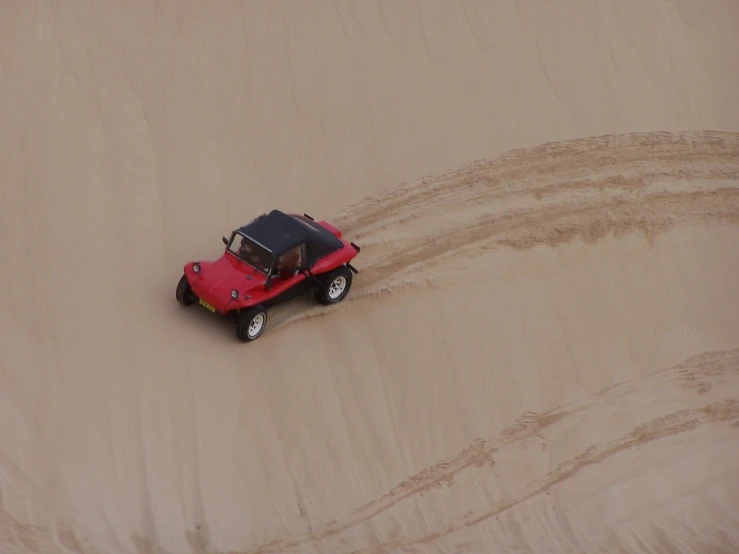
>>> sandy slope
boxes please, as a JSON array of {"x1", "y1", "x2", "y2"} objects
[{"x1": 2, "y1": 2, "x2": 739, "y2": 553}]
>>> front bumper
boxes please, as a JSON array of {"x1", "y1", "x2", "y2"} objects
[{"x1": 186, "y1": 274, "x2": 232, "y2": 314}]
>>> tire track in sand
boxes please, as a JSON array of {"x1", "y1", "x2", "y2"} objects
[
  {"x1": 239, "y1": 349, "x2": 739, "y2": 554},
  {"x1": 271, "y1": 130, "x2": 739, "y2": 330},
  {"x1": 335, "y1": 130, "x2": 738, "y2": 238}
]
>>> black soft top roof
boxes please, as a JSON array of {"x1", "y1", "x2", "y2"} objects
[{"x1": 237, "y1": 209, "x2": 342, "y2": 257}]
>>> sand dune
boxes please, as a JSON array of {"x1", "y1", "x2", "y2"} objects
[
  {"x1": 248, "y1": 349, "x2": 739, "y2": 554},
  {"x1": 2, "y1": 2, "x2": 739, "y2": 554}
]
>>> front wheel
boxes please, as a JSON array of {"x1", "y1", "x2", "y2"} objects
[
  {"x1": 176, "y1": 274, "x2": 197, "y2": 306},
  {"x1": 315, "y1": 265, "x2": 352, "y2": 305},
  {"x1": 236, "y1": 305, "x2": 268, "y2": 342}
]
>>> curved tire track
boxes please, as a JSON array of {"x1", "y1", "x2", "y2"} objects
[
  {"x1": 240, "y1": 349, "x2": 739, "y2": 554},
  {"x1": 272, "y1": 130, "x2": 739, "y2": 330},
  {"x1": 335, "y1": 130, "x2": 739, "y2": 238}
]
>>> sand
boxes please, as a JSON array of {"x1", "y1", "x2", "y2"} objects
[{"x1": 1, "y1": 2, "x2": 739, "y2": 553}]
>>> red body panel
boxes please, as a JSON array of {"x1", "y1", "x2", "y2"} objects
[
  {"x1": 316, "y1": 219, "x2": 342, "y2": 238},
  {"x1": 184, "y1": 254, "x2": 268, "y2": 314},
  {"x1": 184, "y1": 218, "x2": 357, "y2": 315}
]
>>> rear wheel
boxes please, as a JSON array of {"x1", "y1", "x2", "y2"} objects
[
  {"x1": 176, "y1": 274, "x2": 197, "y2": 306},
  {"x1": 236, "y1": 305, "x2": 268, "y2": 342},
  {"x1": 315, "y1": 265, "x2": 352, "y2": 305}
]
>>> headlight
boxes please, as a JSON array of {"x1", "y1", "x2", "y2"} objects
[
  {"x1": 192, "y1": 262, "x2": 200, "y2": 273},
  {"x1": 231, "y1": 289, "x2": 238, "y2": 298}
]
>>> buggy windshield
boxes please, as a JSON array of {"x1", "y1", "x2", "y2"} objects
[{"x1": 227, "y1": 232, "x2": 273, "y2": 274}]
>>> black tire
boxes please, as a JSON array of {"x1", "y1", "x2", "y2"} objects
[
  {"x1": 315, "y1": 265, "x2": 352, "y2": 305},
  {"x1": 236, "y1": 305, "x2": 268, "y2": 342},
  {"x1": 176, "y1": 274, "x2": 197, "y2": 306}
]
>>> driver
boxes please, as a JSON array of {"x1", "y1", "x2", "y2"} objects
[
  {"x1": 238, "y1": 238, "x2": 266, "y2": 270},
  {"x1": 238, "y1": 237, "x2": 253, "y2": 257}
]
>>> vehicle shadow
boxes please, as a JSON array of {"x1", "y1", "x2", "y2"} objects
[
  {"x1": 261, "y1": 291, "x2": 318, "y2": 333},
  {"x1": 170, "y1": 285, "x2": 321, "y2": 344}
]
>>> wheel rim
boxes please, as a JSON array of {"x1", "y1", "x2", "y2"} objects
[
  {"x1": 328, "y1": 276, "x2": 346, "y2": 299},
  {"x1": 248, "y1": 313, "x2": 265, "y2": 338}
]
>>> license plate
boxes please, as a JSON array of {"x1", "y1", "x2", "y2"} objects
[{"x1": 199, "y1": 298, "x2": 216, "y2": 312}]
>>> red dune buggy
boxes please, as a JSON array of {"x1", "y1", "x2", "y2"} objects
[{"x1": 176, "y1": 210, "x2": 360, "y2": 342}]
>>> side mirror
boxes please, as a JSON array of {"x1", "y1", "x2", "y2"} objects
[{"x1": 222, "y1": 236, "x2": 228, "y2": 246}]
